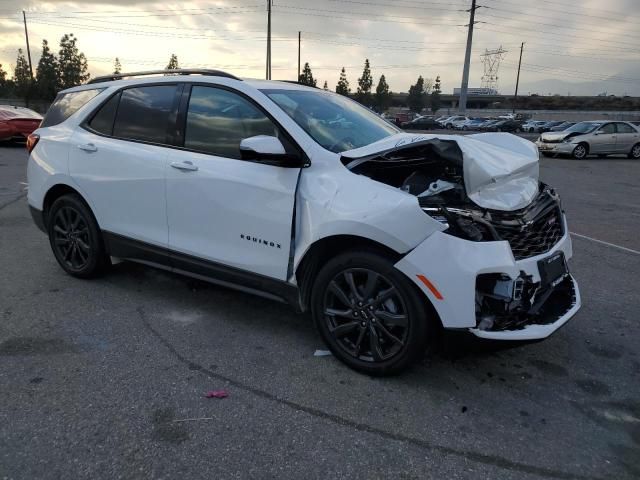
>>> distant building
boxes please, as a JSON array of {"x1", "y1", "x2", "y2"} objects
[{"x1": 453, "y1": 87, "x2": 498, "y2": 96}]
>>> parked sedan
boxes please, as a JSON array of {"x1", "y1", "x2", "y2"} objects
[
  {"x1": 459, "y1": 118, "x2": 487, "y2": 131},
  {"x1": 550, "y1": 122, "x2": 576, "y2": 132},
  {"x1": 443, "y1": 115, "x2": 469, "y2": 129},
  {"x1": 0, "y1": 105, "x2": 42, "y2": 142},
  {"x1": 539, "y1": 121, "x2": 566, "y2": 133},
  {"x1": 522, "y1": 120, "x2": 548, "y2": 133},
  {"x1": 477, "y1": 119, "x2": 501, "y2": 131},
  {"x1": 401, "y1": 116, "x2": 441, "y2": 130},
  {"x1": 536, "y1": 121, "x2": 640, "y2": 159},
  {"x1": 485, "y1": 119, "x2": 524, "y2": 132}
]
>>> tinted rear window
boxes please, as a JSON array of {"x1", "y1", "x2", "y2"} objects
[
  {"x1": 112, "y1": 85, "x2": 177, "y2": 144},
  {"x1": 88, "y1": 92, "x2": 121, "y2": 136},
  {"x1": 41, "y1": 89, "x2": 103, "y2": 127}
]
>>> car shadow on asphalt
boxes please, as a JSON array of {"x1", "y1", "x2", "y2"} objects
[{"x1": 105, "y1": 260, "x2": 520, "y2": 370}]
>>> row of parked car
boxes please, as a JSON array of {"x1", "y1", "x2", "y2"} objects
[{"x1": 400, "y1": 115, "x2": 606, "y2": 134}]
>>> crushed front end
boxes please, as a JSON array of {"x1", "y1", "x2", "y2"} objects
[{"x1": 342, "y1": 133, "x2": 581, "y2": 340}]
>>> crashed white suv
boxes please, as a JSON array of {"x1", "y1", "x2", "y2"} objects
[{"x1": 27, "y1": 69, "x2": 581, "y2": 375}]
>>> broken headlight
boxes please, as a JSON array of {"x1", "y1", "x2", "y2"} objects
[{"x1": 422, "y1": 206, "x2": 495, "y2": 241}]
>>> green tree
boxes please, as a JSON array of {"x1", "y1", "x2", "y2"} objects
[
  {"x1": 322, "y1": 80, "x2": 328, "y2": 91},
  {"x1": 356, "y1": 58, "x2": 373, "y2": 106},
  {"x1": 374, "y1": 74, "x2": 391, "y2": 112},
  {"x1": 13, "y1": 49, "x2": 32, "y2": 100},
  {"x1": 166, "y1": 54, "x2": 179, "y2": 70},
  {"x1": 407, "y1": 75, "x2": 426, "y2": 113},
  {"x1": 430, "y1": 75, "x2": 442, "y2": 114},
  {"x1": 58, "y1": 34, "x2": 90, "y2": 89},
  {"x1": 335, "y1": 67, "x2": 350, "y2": 96},
  {"x1": 298, "y1": 62, "x2": 316, "y2": 87},
  {"x1": 0, "y1": 63, "x2": 7, "y2": 95},
  {"x1": 113, "y1": 57, "x2": 122, "y2": 74},
  {"x1": 35, "y1": 40, "x2": 58, "y2": 101}
]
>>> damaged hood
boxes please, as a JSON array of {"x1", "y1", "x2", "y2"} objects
[{"x1": 341, "y1": 132, "x2": 540, "y2": 211}]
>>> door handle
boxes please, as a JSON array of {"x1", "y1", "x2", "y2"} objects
[
  {"x1": 170, "y1": 161, "x2": 198, "y2": 172},
  {"x1": 77, "y1": 143, "x2": 97, "y2": 153}
]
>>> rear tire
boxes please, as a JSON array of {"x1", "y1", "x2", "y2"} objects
[
  {"x1": 311, "y1": 250, "x2": 432, "y2": 376},
  {"x1": 629, "y1": 143, "x2": 640, "y2": 159},
  {"x1": 572, "y1": 143, "x2": 588, "y2": 159},
  {"x1": 47, "y1": 194, "x2": 109, "y2": 278}
]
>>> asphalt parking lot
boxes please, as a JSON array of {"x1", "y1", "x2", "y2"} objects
[{"x1": 1, "y1": 137, "x2": 639, "y2": 479}]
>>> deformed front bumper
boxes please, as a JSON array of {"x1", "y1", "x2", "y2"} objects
[
  {"x1": 394, "y1": 217, "x2": 581, "y2": 341},
  {"x1": 535, "y1": 141, "x2": 576, "y2": 155}
]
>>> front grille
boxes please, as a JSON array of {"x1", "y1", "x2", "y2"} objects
[{"x1": 493, "y1": 206, "x2": 564, "y2": 260}]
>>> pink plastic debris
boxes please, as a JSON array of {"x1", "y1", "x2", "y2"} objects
[{"x1": 204, "y1": 389, "x2": 229, "y2": 399}]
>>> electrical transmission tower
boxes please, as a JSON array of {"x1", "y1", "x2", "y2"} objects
[{"x1": 480, "y1": 46, "x2": 507, "y2": 93}]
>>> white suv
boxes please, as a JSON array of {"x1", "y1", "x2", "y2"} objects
[{"x1": 27, "y1": 70, "x2": 581, "y2": 375}]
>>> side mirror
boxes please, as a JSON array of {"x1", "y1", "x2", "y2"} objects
[
  {"x1": 239, "y1": 135, "x2": 305, "y2": 168},
  {"x1": 595, "y1": 130, "x2": 605, "y2": 135}
]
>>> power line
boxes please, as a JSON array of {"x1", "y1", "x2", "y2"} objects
[
  {"x1": 476, "y1": 24, "x2": 640, "y2": 51},
  {"x1": 481, "y1": 11, "x2": 640, "y2": 41},
  {"x1": 483, "y1": 0, "x2": 640, "y2": 24}
]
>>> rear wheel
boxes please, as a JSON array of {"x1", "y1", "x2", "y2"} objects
[
  {"x1": 629, "y1": 143, "x2": 640, "y2": 159},
  {"x1": 311, "y1": 250, "x2": 432, "y2": 376},
  {"x1": 47, "y1": 194, "x2": 109, "y2": 278},
  {"x1": 572, "y1": 143, "x2": 588, "y2": 159}
]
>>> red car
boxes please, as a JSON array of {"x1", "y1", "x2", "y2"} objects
[{"x1": 0, "y1": 105, "x2": 42, "y2": 142}]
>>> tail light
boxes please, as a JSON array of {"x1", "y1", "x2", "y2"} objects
[{"x1": 26, "y1": 133, "x2": 40, "y2": 153}]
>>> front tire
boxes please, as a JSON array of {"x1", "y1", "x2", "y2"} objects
[
  {"x1": 629, "y1": 143, "x2": 640, "y2": 159},
  {"x1": 572, "y1": 143, "x2": 588, "y2": 159},
  {"x1": 47, "y1": 194, "x2": 109, "y2": 278},
  {"x1": 311, "y1": 250, "x2": 432, "y2": 376}
]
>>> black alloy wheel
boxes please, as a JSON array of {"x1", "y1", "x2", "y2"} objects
[
  {"x1": 323, "y1": 268, "x2": 410, "y2": 362},
  {"x1": 47, "y1": 194, "x2": 108, "y2": 278},
  {"x1": 311, "y1": 251, "x2": 432, "y2": 375}
]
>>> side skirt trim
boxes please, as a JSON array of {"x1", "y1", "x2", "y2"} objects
[{"x1": 102, "y1": 231, "x2": 301, "y2": 308}]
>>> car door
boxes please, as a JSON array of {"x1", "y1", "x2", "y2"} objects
[
  {"x1": 165, "y1": 84, "x2": 302, "y2": 281},
  {"x1": 613, "y1": 122, "x2": 639, "y2": 153},
  {"x1": 589, "y1": 122, "x2": 616, "y2": 153},
  {"x1": 69, "y1": 84, "x2": 180, "y2": 250}
]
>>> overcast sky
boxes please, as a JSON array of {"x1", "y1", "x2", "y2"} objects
[{"x1": 1, "y1": 0, "x2": 639, "y2": 95}]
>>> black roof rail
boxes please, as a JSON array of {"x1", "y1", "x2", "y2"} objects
[
  {"x1": 277, "y1": 80, "x2": 318, "y2": 88},
  {"x1": 87, "y1": 69, "x2": 241, "y2": 85}
]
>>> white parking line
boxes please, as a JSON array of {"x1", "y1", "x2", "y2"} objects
[{"x1": 570, "y1": 232, "x2": 640, "y2": 256}]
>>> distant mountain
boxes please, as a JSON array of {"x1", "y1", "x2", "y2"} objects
[{"x1": 501, "y1": 65, "x2": 640, "y2": 97}]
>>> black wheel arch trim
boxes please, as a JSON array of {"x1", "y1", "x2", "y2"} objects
[{"x1": 29, "y1": 205, "x2": 46, "y2": 233}]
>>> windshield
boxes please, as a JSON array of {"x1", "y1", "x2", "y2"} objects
[
  {"x1": 565, "y1": 122, "x2": 601, "y2": 134},
  {"x1": 262, "y1": 88, "x2": 398, "y2": 153}
]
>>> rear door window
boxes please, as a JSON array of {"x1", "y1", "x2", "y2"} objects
[
  {"x1": 112, "y1": 85, "x2": 178, "y2": 144},
  {"x1": 41, "y1": 89, "x2": 103, "y2": 127},
  {"x1": 615, "y1": 123, "x2": 634, "y2": 134}
]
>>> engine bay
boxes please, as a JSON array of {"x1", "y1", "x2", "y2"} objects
[
  {"x1": 341, "y1": 137, "x2": 564, "y2": 258},
  {"x1": 343, "y1": 139, "x2": 469, "y2": 206}
]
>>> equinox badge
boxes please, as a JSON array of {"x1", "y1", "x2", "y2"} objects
[{"x1": 240, "y1": 234, "x2": 282, "y2": 249}]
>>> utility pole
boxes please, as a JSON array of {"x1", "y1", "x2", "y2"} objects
[
  {"x1": 513, "y1": 42, "x2": 525, "y2": 114},
  {"x1": 297, "y1": 31, "x2": 301, "y2": 82},
  {"x1": 458, "y1": 0, "x2": 479, "y2": 113},
  {"x1": 266, "y1": 0, "x2": 272, "y2": 80},
  {"x1": 22, "y1": 10, "x2": 33, "y2": 79}
]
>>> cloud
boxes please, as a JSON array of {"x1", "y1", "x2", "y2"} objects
[{"x1": 0, "y1": 0, "x2": 637, "y2": 95}]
